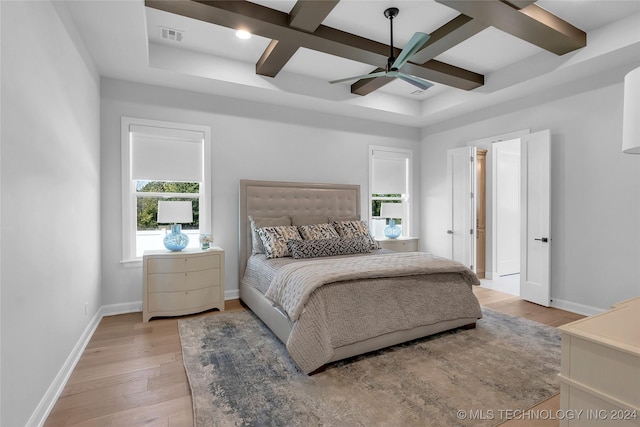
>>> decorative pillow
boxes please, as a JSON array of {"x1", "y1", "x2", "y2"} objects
[
  {"x1": 291, "y1": 215, "x2": 329, "y2": 226},
  {"x1": 249, "y1": 216, "x2": 291, "y2": 254},
  {"x1": 298, "y1": 223, "x2": 339, "y2": 240},
  {"x1": 256, "y1": 226, "x2": 302, "y2": 259},
  {"x1": 287, "y1": 237, "x2": 371, "y2": 259},
  {"x1": 331, "y1": 220, "x2": 379, "y2": 250}
]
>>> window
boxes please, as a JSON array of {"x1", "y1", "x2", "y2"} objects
[
  {"x1": 369, "y1": 146, "x2": 412, "y2": 238},
  {"x1": 121, "y1": 117, "x2": 211, "y2": 263}
]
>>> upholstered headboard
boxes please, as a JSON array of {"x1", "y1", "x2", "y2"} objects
[{"x1": 238, "y1": 179, "x2": 361, "y2": 277}]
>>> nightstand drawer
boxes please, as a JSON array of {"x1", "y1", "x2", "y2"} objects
[
  {"x1": 376, "y1": 237, "x2": 419, "y2": 252},
  {"x1": 147, "y1": 253, "x2": 220, "y2": 273},
  {"x1": 147, "y1": 268, "x2": 220, "y2": 293},
  {"x1": 147, "y1": 286, "x2": 222, "y2": 312}
]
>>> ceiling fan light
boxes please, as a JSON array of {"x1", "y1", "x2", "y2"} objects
[{"x1": 235, "y1": 29, "x2": 252, "y2": 40}]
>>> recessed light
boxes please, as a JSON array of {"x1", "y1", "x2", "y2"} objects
[{"x1": 235, "y1": 30, "x2": 252, "y2": 40}]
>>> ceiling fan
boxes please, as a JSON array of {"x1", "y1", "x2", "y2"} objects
[{"x1": 329, "y1": 7, "x2": 433, "y2": 91}]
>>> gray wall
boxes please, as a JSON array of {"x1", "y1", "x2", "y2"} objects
[
  {"x1": 100, "y1": 78, "x2": 421, "y2": 306},
  {"x1": 420, "y1": 82, "x2": 640, "y2": 313},
  {"x1": 0, "y1": 2, "x2": 101, "y2": 425}
]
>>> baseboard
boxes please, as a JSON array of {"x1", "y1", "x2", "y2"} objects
[
  {"x1": 551, "y1": 298, "x2": 605, "y2": 316},
  {"x1": 225, "y1": 288, "x2": 239, "y2": 300},
  {"x1": 27, "y1": 308, "x2": 103, "y2": 427},
  {"x1": 100, "y1": 301, "x2": 143, "y2": 316}
]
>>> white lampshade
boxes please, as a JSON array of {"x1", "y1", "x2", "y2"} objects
[
  {"x1": 622, "y1": 67, "x2": 640, "y2": 154},
  {"x1": 380, "y1": 203, "x2": 404, "y2": 219},
  {"x1": 157, "y1": 201, "x2": 193, "y2": 224}
]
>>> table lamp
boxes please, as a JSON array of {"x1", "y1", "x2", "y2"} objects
[
  {"x1": 157, "y1": 200, "x2": 193, "y2": 251},
  {"x1": 380, "y1": 203, "x2": 404, "y2": 239}
]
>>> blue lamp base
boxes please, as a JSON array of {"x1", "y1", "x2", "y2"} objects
[
  {"x1": 164, "y1": 224, "x2": 189, "y2": 251},
  {"x1": 384, "y1": 219, "x2": 402, "y2": 239}
]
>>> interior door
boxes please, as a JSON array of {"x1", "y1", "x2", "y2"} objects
[
  {"x1": 520, "y1": 130, "x2": 551, "y2": 306},
  {"x1": 447, "y1": 146, "x2": 477, "y2": 270}
]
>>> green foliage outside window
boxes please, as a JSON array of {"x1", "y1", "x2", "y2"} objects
[
  {"x1": 136, "y1": 181, "x2": 200, "y2": 230},
  {"x1": 372, "y1": 194, "x2": 402, "y2": 225}
]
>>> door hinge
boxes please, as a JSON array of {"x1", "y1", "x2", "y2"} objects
[
  {"x1": 470, "y1": 192, "x2": 474, "y2": 199},
  {"x1": 470, "y1": 156, "x2": 474, "y2": 162},
  {"x1": 470, "y1": 265, "x2": 474, "y2": 270},
  {"x1": 470, "y1": 228, "x2": 474, "y2": 235}
]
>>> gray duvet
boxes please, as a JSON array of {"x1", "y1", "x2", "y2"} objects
[{"x1": 241, "y1": 251, "x2": 483, "y2": 373}]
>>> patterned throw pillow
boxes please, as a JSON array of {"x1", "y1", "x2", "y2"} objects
[
  {"x1": 297, "y1": 223, "x2": 340, "y2": 240},
  {"x1": 287, "y1": 237, "x2": 371, "y2": 259},
  {"x1": 256, "y1": 226, "x2": 302, "y2": 259},
  {"x1": 331, "y1": 220, "x2": 379, "y2": 250},
  {"x1": 249, "y1": 216, "x2": 291, "y2": 254}
]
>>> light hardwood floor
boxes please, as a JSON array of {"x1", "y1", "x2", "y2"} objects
[{"x1": 44, "y1": 289, "x2": 584, "y2": 427}]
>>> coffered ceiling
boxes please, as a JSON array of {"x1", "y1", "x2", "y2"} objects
[{"x1": 63, "y1": 0, "x2": 640, "y2": 127}]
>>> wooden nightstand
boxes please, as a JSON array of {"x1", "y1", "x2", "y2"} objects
[
  {"x1": 376, "y1": 236, "x2": 419, "y2": 252},
  {"x1": 143, "y1": 248, "x2": 224, "y2": 322}
]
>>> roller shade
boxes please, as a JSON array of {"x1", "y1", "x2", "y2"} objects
[
  {"x1": 130, "y1": 124, "x2": 204, "y2": 182},
  {"x1": 371, "y1": 150, "x2": 409, "y2": 194}
]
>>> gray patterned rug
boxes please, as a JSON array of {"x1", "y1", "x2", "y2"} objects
[{"x1": 178, "y1": 307, "x2": 561, "y2": 427}]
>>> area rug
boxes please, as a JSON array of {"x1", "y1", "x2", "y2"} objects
[{"x1": 178, "y1": 307, "x2": 561, "y2": 427}]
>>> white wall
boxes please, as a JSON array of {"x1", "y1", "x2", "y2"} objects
[
  {"x1": 100, "y1": 78, "x2": 421, "y2": 306},
  {"x1": 0, "y1": 2, "x2": 101, "y2": 426},
  {"x1": 421, "y1": 82, "x2": 640, "y2": 313}
]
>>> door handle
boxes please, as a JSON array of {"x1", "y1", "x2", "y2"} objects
[
  {"x1": 534, "y1": 237, "x2": 549, "y2": 242},
  {"x1": 447, "y1": 230, "x2": 453, "y2": 234}
]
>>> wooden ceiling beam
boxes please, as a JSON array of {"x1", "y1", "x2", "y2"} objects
[
  {"x1": 436, "y1": 0, "x2": 586, "y2": 55},
  {"x1": 256, "y1": 0, "x2": 339, "y2": 77},
  {"x1": 288, "y1": 0, "x2": 339, "y2": 31},
  {"x1": 145, "y1": 0, "x2": 484, "y2": 91},
  {"x1": 352, "y1": 14, "x2": 488, "y2": 96}
]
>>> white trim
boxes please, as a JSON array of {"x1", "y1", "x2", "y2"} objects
[
  {"x1": 466, "y1": 129, "x2": 530, "y2": 147},
  {"x1": 225, "y1": 288, "x2": 240, "y2": 300},
  {"x1": 101, "y1": 301, "x2": 143, "y2": 316},
  {"x1": 26, "y1": 309, "x2": 103, "y2": 427},
  {"x1": 551, "y1": 298, "x2": 605, "y2": 317}
]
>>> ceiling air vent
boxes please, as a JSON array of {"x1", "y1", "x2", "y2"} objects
[
  {"x1": 410, "y1": 89, "x2": 424, "y2": 96},
  {"x1": 160, "y1": 26, "x2": 183, "y2": 42}
]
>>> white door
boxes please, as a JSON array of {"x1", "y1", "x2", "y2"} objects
[
  {"x1": 520, "y1": 130, "x2": 551, "y2": 306},
  {"x1": 447, "y1": 146, "x2": 477, "y2": 270}
]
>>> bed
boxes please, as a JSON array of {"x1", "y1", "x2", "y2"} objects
[{"x1": 239, "y1": 179, "x2": 482, "y2": 374}]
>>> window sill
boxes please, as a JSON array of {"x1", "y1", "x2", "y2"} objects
[{"x1": 121, "y1": 258, "x2": 142, "y2": 268}]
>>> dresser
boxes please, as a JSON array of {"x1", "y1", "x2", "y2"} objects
[
  {"x1": 143, "y1": 248, "x2": 224, "y2": 322},
  {"x1": 375, "y1": 236, "x2": 419, "y2": 252},
  {"x1": 558, "y1": 297, "x2": 639, "y2": 426}
]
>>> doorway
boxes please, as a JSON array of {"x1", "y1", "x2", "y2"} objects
[
  {"x1": 450, "y1": 130, "x2": 551, "y2": 304},
  {"x1": 471, "y1": 135, "x2": 523, "y2": 296}
]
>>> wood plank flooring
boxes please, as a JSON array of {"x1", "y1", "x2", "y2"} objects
[{"x1": 44, "y1": 289, "x2": 584, "y2": 427}]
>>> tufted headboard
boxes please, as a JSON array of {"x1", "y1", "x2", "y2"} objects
[{"x1": 239, "y1": 179, "x2": 361, "y2": 277}]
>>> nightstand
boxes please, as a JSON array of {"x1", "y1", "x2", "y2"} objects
[
  {"x1": 143, "y1": 248, "x2": 224, "y2": 322},
  {"x1": 376, "y1": 236, "x2": 419, "y2": 252}
]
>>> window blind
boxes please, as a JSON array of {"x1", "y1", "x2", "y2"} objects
[
  {"x1": 371, "y1": 150, "x2": 409, "y2": 194},
  {"x1": 130, "y1": 124, "x2": 204, "y2": 182}
]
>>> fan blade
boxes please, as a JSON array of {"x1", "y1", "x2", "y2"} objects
[
  {"x1": 329, "y1": 71, "x2": 387, "y2": 84},
  {"x1": 397, "y1": 73, "x2": 434, "y2": 91},
  {"x1": 391, "y1": 32, "x2": 430, "y2": 70}
]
